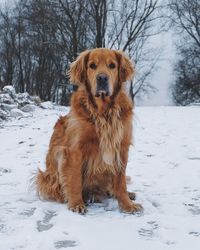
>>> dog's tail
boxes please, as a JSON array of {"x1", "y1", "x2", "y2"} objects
[
  {"x1": 36, "y1": 169, "x2": 48, "y2": 198},
  {"x1": 34, "y1": 169, "x2": 65, "y2": 203},
  {"x1": 28, "y1": 168, "x2": 47, "y2": 198},
  {"x1": 28, "y1": 169, "x2": 38, "y2": 193}
]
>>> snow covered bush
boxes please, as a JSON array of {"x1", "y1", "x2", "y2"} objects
[{"x1": 0, "y1": 85, "x2": 55, "y2": 122}]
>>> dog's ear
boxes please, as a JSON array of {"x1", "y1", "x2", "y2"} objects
[
  {"x1": 68, "y1": 50, "x2": 90, "y2": 85},
  {"x1": 115, "y1": 50, "x2": 134, "y2": 83}
]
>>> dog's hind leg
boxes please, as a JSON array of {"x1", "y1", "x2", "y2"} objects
[
  {"x1": 36, "y1": 147, "x2": 66, "y2": 203},
  {"x1": 36, "y1": 146, "x2": 68, "y2": 203}
]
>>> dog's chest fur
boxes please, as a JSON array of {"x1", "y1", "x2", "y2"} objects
[
  {"x1": 70, "y1": 91, "x2": 133, "y2": 175},
  {"x1": 85, "y1": 107, "x2": 124, "y2": 175}
]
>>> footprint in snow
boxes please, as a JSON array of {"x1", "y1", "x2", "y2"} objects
[
  {"x1": 0, "y1": 224, "x2": 6, "y2": 233},
  {"x1": 184, "y1": 203, "x2": 200, "y2": 215},
  {"x1": 54, "y1": 240, "x2": 77, "y2": 249},
  {"x1": 138, "y1": 221, "x2": 159, "y2": 240},
  {"x1": 189, "y1": 231, "x2": 200, "y2": 237},
  {"x1": 18, "y1": 141, "x2": 26, "y2": 144},
  {"x1": 138, "y1": 228, "x2": 154, "y2": 238},
  {"x1": 37, "y1": 210, "x2": 57, "y2": 232},
  {"x1": 19, "y1": 207, "x2": 36, "y2": 217},
  {"x1": 0, "y1": 168, "x2": 11, "y2": 176}
]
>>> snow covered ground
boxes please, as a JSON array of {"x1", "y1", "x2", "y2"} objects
[{"x1": 0, "y1": 105, "x2": 200, "y2": 250}]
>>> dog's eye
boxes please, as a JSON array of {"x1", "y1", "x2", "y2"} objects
[
  {"x1": 108, "y1": 63, "x2": 116, "y2": 69},
  {"x1": 89, "y1": 63, "x2": 97, "y2": 69}
]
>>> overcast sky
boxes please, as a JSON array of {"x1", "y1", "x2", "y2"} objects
[{"x1": 138, "y1": 31, "x2": 176, "y2": 106}]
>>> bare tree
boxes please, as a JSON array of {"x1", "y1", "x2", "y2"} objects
[
  {"x1": 172, "y1": 49, "x2": 200, "y2": 105},
  {"x1": 107, "y1": 0, "x2": 164, "y2": 100},
  {"x1": 170, "y1": 0, "x2": 200, "y2": 48},
  {"x1": 0, "y1": 0, "x2": 166, "y2": 105},
  {"x1": 88, "y1": 0, "x2": 107, "y2": 47},
  {"x1": 169, "y1": 0, "x2": 200, "y2": 105},
  {"x1": 0, "y1": 7, "x2": 16, "y2": 87}
]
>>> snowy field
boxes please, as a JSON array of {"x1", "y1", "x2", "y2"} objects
[{"x1": 0, "y1": 105, "x2": 200, "y2": 250}]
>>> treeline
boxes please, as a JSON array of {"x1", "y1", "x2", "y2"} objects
[
  {"x1": 0, "y1": 0, "x2": 163, "y2": 105},
  {"x1": 170, "y1": 0, "x2": 200, "y2": 105}
]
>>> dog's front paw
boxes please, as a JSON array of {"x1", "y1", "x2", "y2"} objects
[
  {"x1": 69, "y1": 203, "x2": 87, "y2": 215},
  {"x1": 121, "y1": 201, "x2": 143, "y2": 214}
]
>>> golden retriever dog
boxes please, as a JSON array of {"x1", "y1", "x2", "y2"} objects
[{"x1": 36, "y1": 48, "x2": 143, "y2": 214}]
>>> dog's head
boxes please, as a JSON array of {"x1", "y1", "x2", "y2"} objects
[{"x1": 69, "y1": 48, "x2": 134, "y2": 100}]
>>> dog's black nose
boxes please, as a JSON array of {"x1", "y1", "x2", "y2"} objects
[
  {"x1": 96, "y1": 74, "x2": 108, "y2": 83},
  {"x1": 96, "y1": 73, "x2": 109, "y2": 97}
]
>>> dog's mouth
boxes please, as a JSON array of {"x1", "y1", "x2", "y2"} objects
[{"x1": 95, "y1": 90, "x2": 109, "y2": 98}]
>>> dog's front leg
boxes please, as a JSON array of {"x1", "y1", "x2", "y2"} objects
[
  {"x1": 113, "y1": 139, "x2": 143, "y2": 213},
  {"x1": 58, "y1": 148, "x2": 87, "y2": 214},
  {"x1": 114, "y1": 171, "x2": 143, "y2": 213}
]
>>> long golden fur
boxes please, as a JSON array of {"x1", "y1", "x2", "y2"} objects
[{"x1": 36, "y1": 48, "x2": 143, "y2": 214}]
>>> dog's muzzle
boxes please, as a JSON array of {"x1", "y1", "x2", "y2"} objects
[{"x1": 95, "y1": 74, "x2": 109, "y2": 97}]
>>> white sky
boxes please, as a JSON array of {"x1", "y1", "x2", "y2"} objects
[{"x1": 138, "y1": 31, "x2": 176, "y2": 106}]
